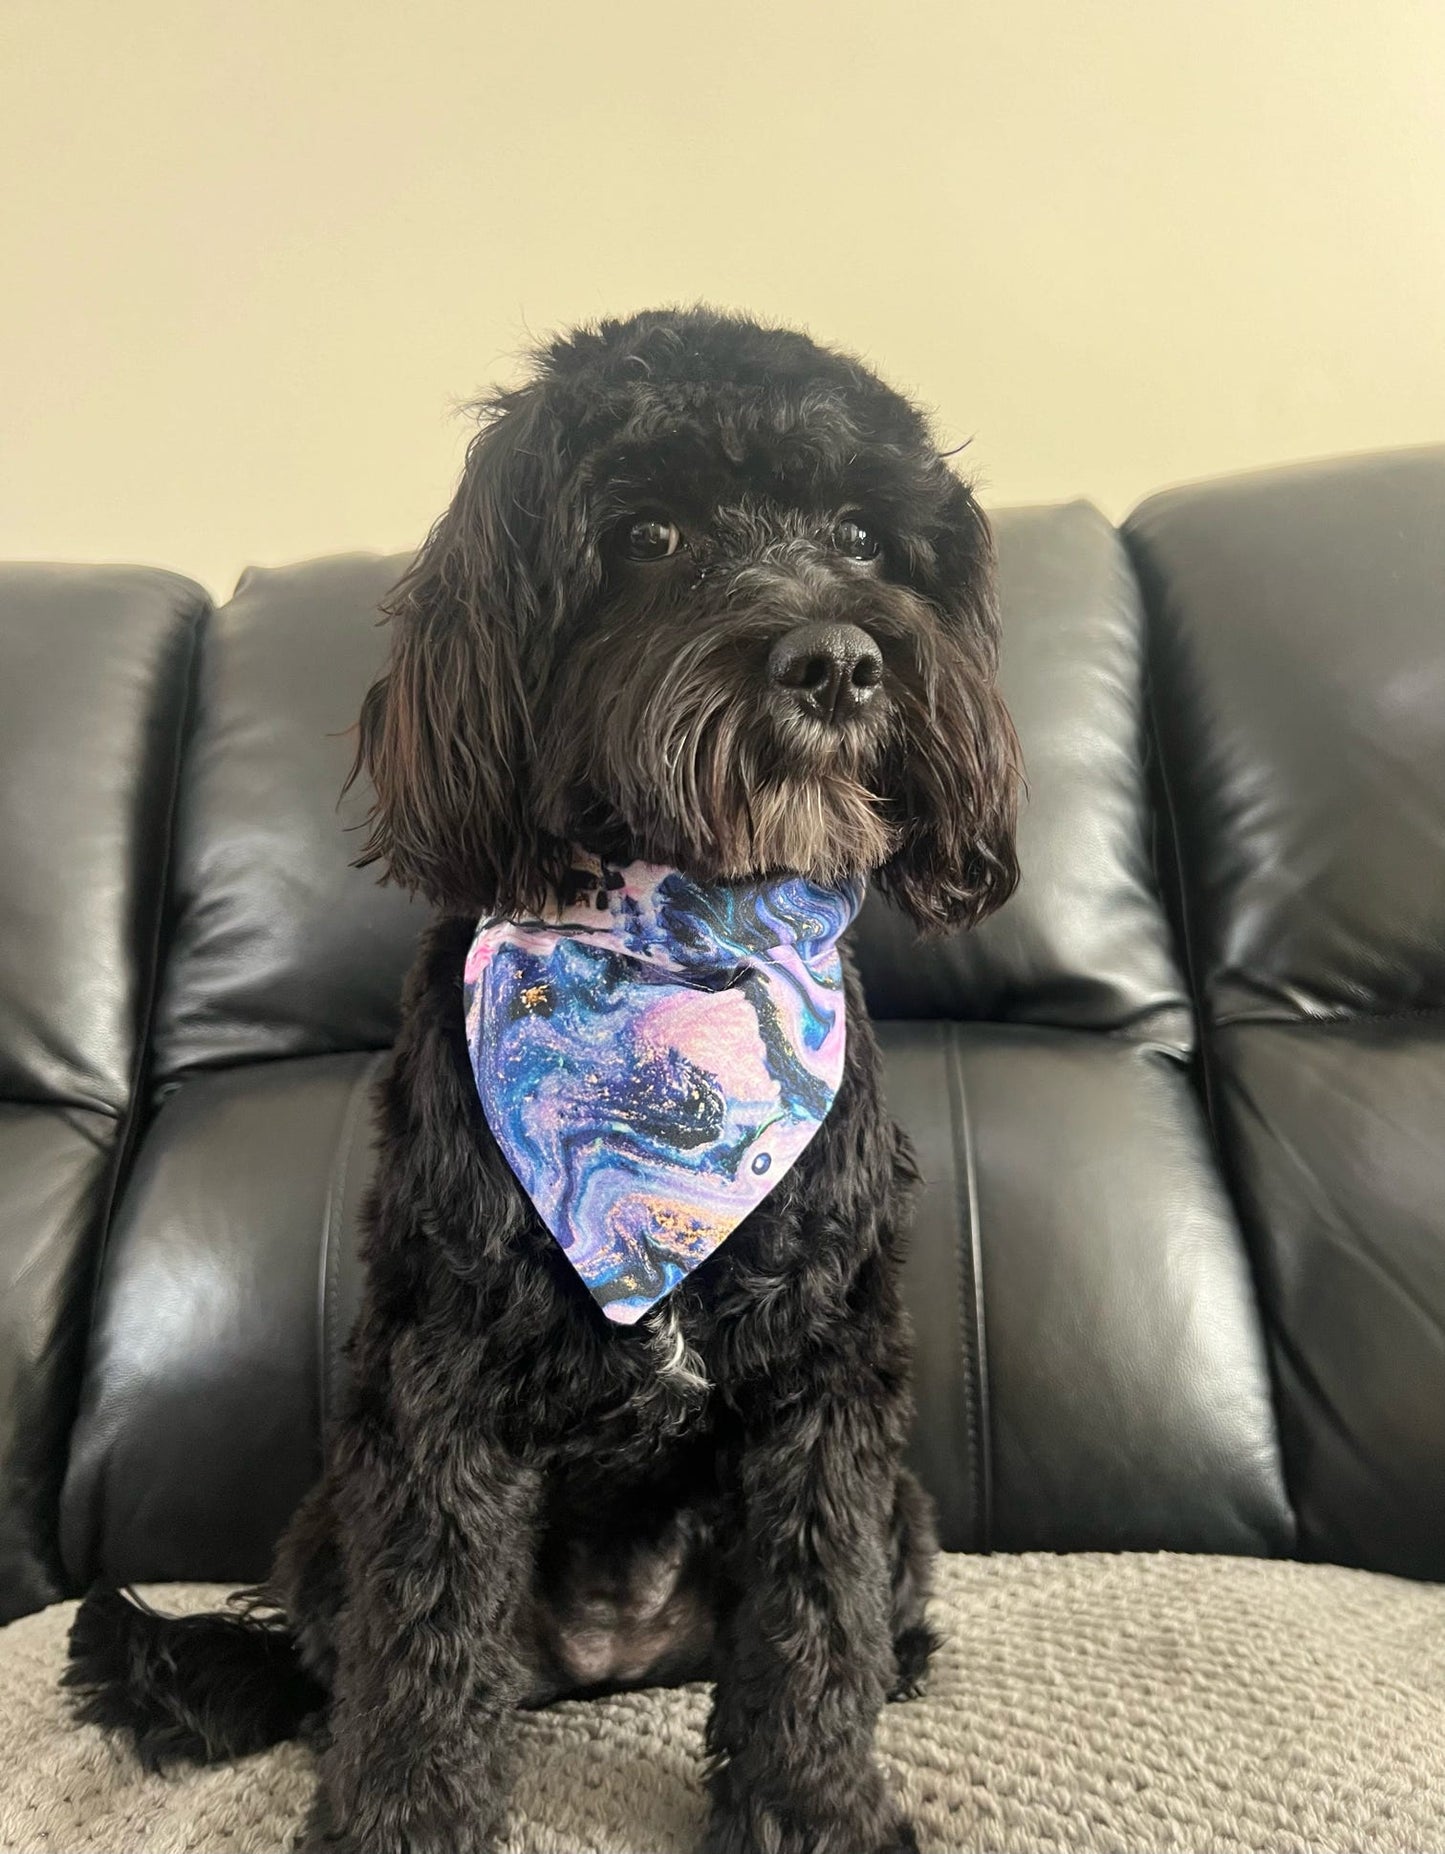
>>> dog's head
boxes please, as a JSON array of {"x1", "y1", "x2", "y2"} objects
[{"x1": 354, "y1": 306, "x2": 1021, "y2": 935}]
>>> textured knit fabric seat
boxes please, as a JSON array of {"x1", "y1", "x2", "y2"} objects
[{"x1": 3, "y1": 1554, "x2": 1444, "y2": 1854}]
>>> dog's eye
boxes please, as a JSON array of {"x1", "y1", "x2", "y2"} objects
[
  {"x1": 833, "y1": 518, "x2": 881, "y2": 561},
  {"x1": 623, "y1": 517, "x2": 682, "y2": 562}
]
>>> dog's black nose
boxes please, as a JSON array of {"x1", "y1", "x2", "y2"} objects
[{"x1": 767, "y1": 622, "x2": 883, "y2": 723}]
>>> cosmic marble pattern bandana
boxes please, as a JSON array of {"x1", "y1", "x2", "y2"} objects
[{"x1": 463, "y1": 853, "x2": 863, "y2": 1325}]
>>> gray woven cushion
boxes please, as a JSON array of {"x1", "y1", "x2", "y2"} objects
[{"x1": 2, "y1": 1552, "x2": 1443, "y2": 1853}]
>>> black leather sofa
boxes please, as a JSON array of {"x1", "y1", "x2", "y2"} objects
[{"x1": 1, "y1": 445, "x2": 1442, "y2": 1852}]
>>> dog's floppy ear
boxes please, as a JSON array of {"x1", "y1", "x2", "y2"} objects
[
  {"x1": 349, "y1": 386, "x2": 564, "y2": 916},
  {"x1": 880, "y1": 481, "x2": 1024, "y2": 937}
]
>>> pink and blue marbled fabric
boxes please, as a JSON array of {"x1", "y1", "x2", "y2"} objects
[{"x1": 464, "y1": 854, "x2": 861, "y2": 1325}]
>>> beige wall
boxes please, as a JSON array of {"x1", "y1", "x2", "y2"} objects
[{"x1": 4, "y1": 0, "x2": 1443, "y2": 602}]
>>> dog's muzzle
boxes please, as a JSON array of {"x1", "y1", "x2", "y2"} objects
[{"x1": 766, "y1": 620, "x2": 883, "y2": 725}]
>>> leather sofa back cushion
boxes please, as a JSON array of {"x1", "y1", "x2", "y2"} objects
[
  {"x1": 1128, "y1": 447, "x2": 1445, "y2": 1023},
  {"x1": 1129, "y1": 446, "x2": 1445, "y2": 1577},
  {"x1": 0, "y1": 565, "x2": 205, "y2": 1616},
  {"x1": 0, "y1": 566, "x2": 205, "y2": 1108},
  {"x1": 856, "y1": 503, "x2": 1191, "y2": 1046},
  {"x1": 150, "y1": 555, "x2": 425, "y2": 1083}
]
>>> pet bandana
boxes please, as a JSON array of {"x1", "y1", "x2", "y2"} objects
[{"x1": 463, "y1": 854, "x2": 862, "y2": 1325}]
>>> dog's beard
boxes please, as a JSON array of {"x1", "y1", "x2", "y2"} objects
[
  {"x1": 537, "y1": 583, "x2": 993, "y2": 888},
  {"x1": 715, "y1": 771, "x2": 897, "y2": 882},
  {"x1": 695, "y1": 715, "x2": 899, "y2": 882}
]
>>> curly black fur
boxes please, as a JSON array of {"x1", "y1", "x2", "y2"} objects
[
  {"x1": 65, "y1": 305, "x2": 1020, "y2": 1854},
  {"x1": 63, "y1": 1585, "x2": 325, "y2": 1770}
]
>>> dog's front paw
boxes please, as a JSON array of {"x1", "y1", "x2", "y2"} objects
[
  {"x1": 294, "y1": 1783, "x2": 499, "y2": 1854},
  {"x1": 704, "y1": 1767, "x2": 917, "y2": 1854},
  {"x1": 703, "y1": 1808, "x2": 918, "y2": 1854},
  {"x1": 888, "y1": 1622, "x2": 942, "y2": 1701}
]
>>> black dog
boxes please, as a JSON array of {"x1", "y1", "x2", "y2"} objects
[{"x1": 65, "y1": 306, "x2": 1021, "y2": 1854}]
